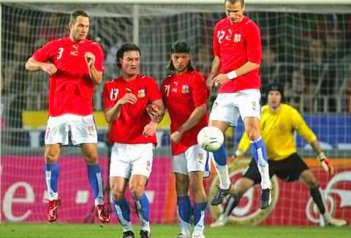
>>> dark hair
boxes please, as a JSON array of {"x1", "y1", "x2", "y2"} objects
[
  {"x1": 168, "y1": 40, "x2": 194, "y2": 72},
  {"x1": 170, "y1": 40, "x2": 190, "y2": 54},
  {"x1": 70, "y1": 10, "x2": 89, "y2": 22},
  {"x1": 266, "y1": 82, "x2": 284, "y2": 100},
  {"x1": 225, "y1": 0, "x2": 245, "y2": 5},
  {"x1": 116, "y1": 43, "x2": 141, "y2": 68}
]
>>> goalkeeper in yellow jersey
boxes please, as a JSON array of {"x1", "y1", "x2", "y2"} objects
[{"x1": 210, "y1": 83, "x2": 347, "y2": 227}]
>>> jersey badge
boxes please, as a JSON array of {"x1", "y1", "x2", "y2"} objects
[
  {"x1": 234, "y1": 34, "x2": 241, "y2": 43},
  {"x1": 137, "y1": 89, "x2": 146, "y2": 98},
  {"x1": 181, "y1": 85, "x2": 189, "y2": 94}
]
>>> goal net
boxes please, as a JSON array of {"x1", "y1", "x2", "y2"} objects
[{"x1": 1, "y1": 1, "x2": 350, "y2": 225}]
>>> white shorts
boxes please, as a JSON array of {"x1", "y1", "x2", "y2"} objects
[
  {"x1": 45, "y1": 114, "x2": 97, "y2": 145},
  {"x1": 172, "y1": 144, "x2": 210, "y2": 176},
  {"x1": 209, "y1": 89, "x2": 261, "y2": 127},
  {"x1": 110, "y1": 143, "x2": 154, "y2": 179}
]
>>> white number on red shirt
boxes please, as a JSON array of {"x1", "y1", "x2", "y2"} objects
[
  {"x1": 57, "y1": 47, "x2": 64, "y2": 60},
  {"x1": 164, "y1": 84, "x2": 170, "y2": 97},
  {"x1": 217, "y1": 30, "x2": 225, "y2": 44},
  {"x1": 110, "y1": 88, "x2": 119, "y2": 101}
]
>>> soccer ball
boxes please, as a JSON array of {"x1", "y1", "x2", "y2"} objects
[{"x1": 197, "y1": 126, "x2": 224, "y2": 152}]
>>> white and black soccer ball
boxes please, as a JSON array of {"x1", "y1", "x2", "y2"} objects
[{"x1": 197, "y1": 126, "x2": 224, "y2": 152}]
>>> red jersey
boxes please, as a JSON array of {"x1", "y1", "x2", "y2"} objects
[
  {"x1": 103, "y1": 75, "x2": 161, "y2": 145},
  {"x1": 162, "y1": 71, "x2": 209, "y2": 155},
  {"x1": 33, "y1": 37, "x2": 104, "y2": 116},
  {"x1": 213, "y1": 16, "x2": 262, "y2": 93}
]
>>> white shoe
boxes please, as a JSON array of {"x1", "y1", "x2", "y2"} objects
[
  {"x1": 192, "y1": 231, "x2": 205, "y2": 238},
  {"x1": 210, "y1": 215, "x2": 228, "y2": 228},
  {"x1": 328, "y1": 217, "x2": 347, "y2": 227},
  {"x1": 176, "y1": 233, "x2": 191, "y2": 238}
]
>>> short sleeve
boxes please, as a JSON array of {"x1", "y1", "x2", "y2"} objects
[
  {"x1": 213, "y1": 24, "x2": 220, "y2": 57},
  {"x1": 32, "y1": 41, "x2": 55, "y2": 62},
  {"x1": 92, "y1": 43, "x2": 104, "y2": 72},
  {"x1": 102, "y1": 82, "x2": 117, "y2": 109},
  {"x1": 245, "y1": 21, "x2": 262, "y2": 64},
  {"x1": 191, "y1": 72, "x2": 207, "y2": 107}
]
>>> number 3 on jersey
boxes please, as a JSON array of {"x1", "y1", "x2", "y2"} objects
[{"x1": 57, "y1": 47, "x2": 64, "y2": 60}]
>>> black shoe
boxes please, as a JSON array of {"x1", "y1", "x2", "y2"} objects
[
  {"x1": 211, "y1": 185, "x2": 231, "y2": 205},
  {"x1": 260, "y1": 188, "x2": 271, "y2": 209},
  {"x1": 140, "y1": 230, "x2": 151, "y2": 238},
  {"x1": 123, "y1": 231, "x2": 135, "y2": 238}
]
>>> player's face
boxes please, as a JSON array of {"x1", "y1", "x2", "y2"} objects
[
  {"x1": 120, "y1": 50, "x2": 141, "y2": 77},
  {"x1": 171, "y1": 52, "x2": 191, "y2": 74},
  {"x1": 69, "y1": 16, "x2": 90, "y2": 42},
  {"x1": 267, "y1": 90, "x2": 282, "y2": 109},
  {"x1": 225, "y1": 1, "x2": 245, "y2": 23}
]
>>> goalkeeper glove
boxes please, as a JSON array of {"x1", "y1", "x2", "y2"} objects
[{"x1": 317, "y1": 152, "x2": 334, "y2": 175}]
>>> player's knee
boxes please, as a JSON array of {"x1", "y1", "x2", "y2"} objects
[
  {"x1": 176, "y1": 185, "x2": 188, "y2": 196},
  {"x1": 189, "y1": 178, "x2": 201, "y2": 193},
  {"x1": 110, "y1": 188, "x2": 125, "y2": 200},
  {"x1": 234, "y1": 179, "x2": 253, "y2": 195},
  {"x1": 192, "y1": 187, "x2": 207, "y2": 201},
  {"x1": 83, "y1": 153, "x2": 98, "y2": 164},
  {"x1": 306, "y1": 178, "x2": 319, "y2": 188},
  {"x1": 81, "y1": 146, "x2": 98, "y2": 164},
  {"x1": 247, "y1": 130, "x2": 260, "y2": 141},
  {"x1": 130, "y1": 184, "x2": 145, "y2": 198},
  {"x1": 44, "y1": 151, "x2": 59, "y2": 163},
  {"x1": 301, "y1": 170, "x2": 318, "y2": 188}
]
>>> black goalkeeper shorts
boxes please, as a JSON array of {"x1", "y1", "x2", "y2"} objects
[{"x1": 243, "y1": 153, "x2": 309, "y2": 184}]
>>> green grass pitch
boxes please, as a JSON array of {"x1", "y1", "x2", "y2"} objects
[{"x1": 0, "y1": 223, "x2": 350, "y2": 238}]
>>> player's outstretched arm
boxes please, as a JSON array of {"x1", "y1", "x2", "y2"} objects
[{"x1": 25, "y1": 57, "x2": 57, "y2": 75}]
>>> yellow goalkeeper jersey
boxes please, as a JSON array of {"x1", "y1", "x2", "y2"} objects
[{"x1": 238, "y1": 103, "x2": 317, "y2": 161}]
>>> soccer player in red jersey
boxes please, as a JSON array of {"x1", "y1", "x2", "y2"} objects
[
  {"x1": 25, "y1": 10, "x2": 110, "y2": 223},
  {"x1": 103, "y1": 43, "x2": 163, "y2": 238},
  {"x1": 206, "y1": 0, "x2": 271, "y2": 209},
  {"x1": 161, "y1": 41, "x2": 208, "y2": 238}
]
